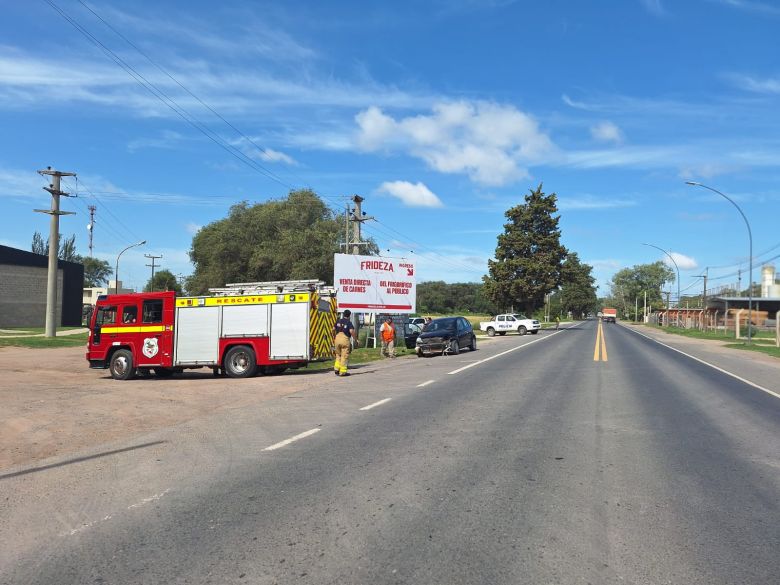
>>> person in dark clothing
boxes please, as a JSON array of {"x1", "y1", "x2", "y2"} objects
[{"x1": 333, "y1": 309, "x2": 355, "y2": 376}]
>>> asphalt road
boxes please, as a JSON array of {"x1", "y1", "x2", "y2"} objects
[{"x1": 2, "y1": 320, "x2": 778, "y2": 584}]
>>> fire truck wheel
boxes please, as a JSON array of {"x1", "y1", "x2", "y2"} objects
[
  {"x1": 224, "y1": 345, "x2": 257, "y2": 378},
  {"x1": 110, "y1": 349, "x2": 136, "y2": 381},
  {"x1": 153, "y1": 368, "x2": 174, "y2": 378}
]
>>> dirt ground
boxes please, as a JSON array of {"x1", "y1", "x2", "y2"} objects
[{"x1": 0, "y1": 345, "x2": 354, "y2": 471}]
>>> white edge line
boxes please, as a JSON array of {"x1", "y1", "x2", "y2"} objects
[
  {"x1": 263, "y1": 428, "x2": 321, "y2": 451},
  {"x1": 417, "y1": 380, "x2": 435, "y2": 387},
  {"x1": 360, "y1": 398, "x2": 392, "y2": 411},
  {"x1": 447, "y1": 327, "x2": 570, "y2": 375},
  {"x1": 623, "y1": 325, "x2": 780, "y2": 400}
]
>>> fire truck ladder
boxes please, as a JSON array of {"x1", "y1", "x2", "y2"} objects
[{"x1": 209, "y1": 280, "x2": 336, "y2": 296}]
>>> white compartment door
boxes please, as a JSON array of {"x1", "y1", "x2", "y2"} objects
[
  {"x1": 174, "y1": 306, "x2": 220, "y2": 365},
  {"x1": 270, "y1": 303, "x2": 309, "y2": 360},
  {"x1": 222, "y1": 304, "x2": 268, "y2": 337}
]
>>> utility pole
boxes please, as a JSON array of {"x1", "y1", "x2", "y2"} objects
[
  {"x1": 737, "y1": 269, "x2": 742, "y2": 297},
  {"x1": 349, "y1": 195, "x2": 374, "y2": 255},
  {"x1": 87, "y1": 205, "x2": 96, "y2": 257},
  {"x1": 144, "y1": 253, "x2": 162, "y2": 291},
  {"x1": 348, "y1": 195, "x2": 374, "y2": 345},
  {"x1": 643, "y1": 290, "x2": 647, "y2": 323},
  {"x1": 665, "y1": 291, "x2": 671, "y2": 326},
  {"x1": 35, "y1": 167, "x2": 76, "y2": 338},
  {"x1": 343, "y1": 204, "x2": 350, "y2": 251}
]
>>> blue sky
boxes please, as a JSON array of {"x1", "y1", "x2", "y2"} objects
[{"x1": 2, "y1": 0, "x2": 779, "y2": 298}]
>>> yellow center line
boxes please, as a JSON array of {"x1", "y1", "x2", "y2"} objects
[
  {"x1": 593, "y1": 320, "x2": 608, "y2": 362},
  {"x1": 601, "y1": 322, "x2": 608, "y2": 362}
]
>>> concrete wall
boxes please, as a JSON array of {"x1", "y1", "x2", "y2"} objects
[
  {"x1": 0, "y1": 264, "x2": 63, "y2": 327},
  {"x1": 0, "y1": 245, "x2": 84, "y2": 328}
]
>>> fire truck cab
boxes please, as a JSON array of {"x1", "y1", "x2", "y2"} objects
[{"x1": 87, "y1": 282, "x2": 336, "y2": 380}]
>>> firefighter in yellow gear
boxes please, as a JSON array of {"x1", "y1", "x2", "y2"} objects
[{"x1": 333, "y1": 309, "x2": 355, "y2": 377}]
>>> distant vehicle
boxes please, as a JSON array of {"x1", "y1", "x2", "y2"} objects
[
  {"x1": 415, "y1": 316, "x2": 477, "y2": 357},
  {"x1": 479, "y1": 314, "x2": 541, "y2": 336},
  {"x1": 407, "y1": 317, "x2": 426, "y2": 326},
  {"x1": 602, "y1": 308, "x2": 617, "y2": 323}
]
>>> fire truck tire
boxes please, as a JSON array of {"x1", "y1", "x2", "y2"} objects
[
  {"x1": 224, "y1": 345, "x2": 257, "y2": 378},
  {"x1": 109, "y1": 349, "x2": 136, "y2": 381},
  {"x1": 153, "y1": 368, "x2": 174, "y2": 377}
]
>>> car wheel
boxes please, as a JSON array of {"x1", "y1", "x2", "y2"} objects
[
  {"x1": 487, "y1": 327, "x2": 495, "y2": 337},
  {"x1": 449, "y1": 339, "x2": 459, "y2": 355},
  {"x1": 224, "y1": 345, "x2": 257, "y2": 378},
  {"x1": 109, "y1": 349, "x2": 136, "y2": 381},
  {"x1": 519, "y1": 325, "x2": 527, "y2": 335},
  {"x1": 469, "y1": 335, "x2": 477, "y2": 351}
]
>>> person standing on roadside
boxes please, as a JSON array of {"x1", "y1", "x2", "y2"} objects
[
  {"x1": 333, "y1": 309, "x2": 355, "y2": 377},
  {"x1": 379, "y1": 316, "x2": 396, "y2": 358}
]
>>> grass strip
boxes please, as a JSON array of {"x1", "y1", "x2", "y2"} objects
[
  {"x1": 0, "y1": 333, "x2": 89, "y2": 349},
  {"x1": 723, "y1": 343, "x2": 780, "y2": 359}
]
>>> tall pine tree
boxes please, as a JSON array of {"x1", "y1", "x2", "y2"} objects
[{"x1": 483, "y1": 184, "x2": 567, "y2": 314}]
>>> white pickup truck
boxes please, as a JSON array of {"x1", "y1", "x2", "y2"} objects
[{"x1": 479, "y1": 314, "x2": 541, "y2": 336}]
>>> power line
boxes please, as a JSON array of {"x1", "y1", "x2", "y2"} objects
[
  {"x1": 44, "y1": 0, "x2": 357, "y2": 216},
  {"x1": 75, "y1": 0, "x2": 313, "y2": 192},
  {"x1": 43, "y1": 0, "x2": 298, "y2": 191}
]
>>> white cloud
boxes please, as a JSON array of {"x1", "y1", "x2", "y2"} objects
[
  {"x1": 590, "y1": 121, "x2": 624, "y2": 144},
  {"x1": 711, "y1": 0, "x2": 780, "y2": 15},
  {"x1": 558, "y1": 195, "x2": 636, "y2": 210},
  {"x1": 640, "y1": 0, "x2": 665, "y2": 15},
  {"x1": 377, "y1": 180, "x2": 444, "y2": 208},
  {"x1": 727, "y1": 73, "x2": 780, "y2": 94},
  {"x1": 678, "y1": 163, "x2": 736, "y2": 180},
  {"x1": 256, "y1": 148, "x2": 297, "y2": 165},
  {"x1": 668, "y1": 252, "x2": 698, "y2": 270},
  {"x1": 0, "y1": 47, "x2": 435, "y2": 116},
  {"x1": 355, "y1": 101, "x2": 555, "y2": 186},
  {"x1": 127, "y1": 130, "x2": 185, "y2": 152},
  {"x1": 185, "y1": 222, "x2": 202, "y2": 235},
  {"x1": 0, "y1": 167, "x2": 49, "y2": 199}
]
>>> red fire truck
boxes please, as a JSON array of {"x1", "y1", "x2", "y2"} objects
[{"x1": 86, "y1": 281, "x2": 337, "y2": 380}]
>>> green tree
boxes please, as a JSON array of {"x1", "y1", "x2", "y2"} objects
[
  {"x1": 187, "y1": 189, "x2": 375, "y2": 294},
  {"x1": 483, "y1": 184, "x2": 568, "y2": 314},
  {"x1": 32, "y1": 231, "x2": 47, "y2": 255},
  {"x1": 559, "y1": 252, "x2": 598, "y2": 319},
  {"x1": 31, "y1": 231, "x2": 79, "y2": 261},
  {"x1": 609, "y1": 261, "x2": 675, "y2": 319},
  {"x1": 416, "y1": 281, "x2": 498, "y2": 314},
  {"x1": 83, "y1": 257, "x2": 113, "y2": 287},
  {"x1": 144, "y1": 269, "x2": 182, "y2": 294}
]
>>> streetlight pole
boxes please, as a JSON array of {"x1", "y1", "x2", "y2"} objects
[
  {"x1": 686, "y1": 182, "x2": 753, "y2": 344},
  {"x1": 642, "y1": 242, "x2": 680, "y2": 322},
  {"x1": 115, "y1": 241, "x2": 146, "y2": 294}
]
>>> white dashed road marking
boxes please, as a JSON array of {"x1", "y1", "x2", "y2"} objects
[
  {"x1": 447, "y1": 328, "x2": 568, "y2": 375},
  {"x1": 360, "y1": 398, "x2": 392, "y2": 411},
  {"x1": 417, "y1": 380, "x2": 435, "y2": 387},
  {"x1": 263, "y1": 428, "x2": 321, "y2": 451}
]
